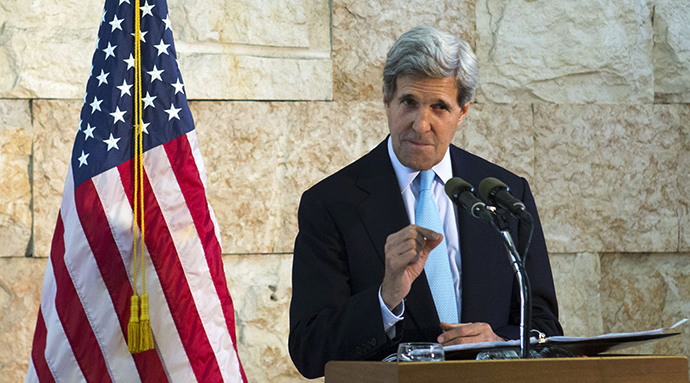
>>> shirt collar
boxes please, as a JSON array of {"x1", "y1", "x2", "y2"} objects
[{"x1": 387, "y1": 136, "x2": 453, "y2": 194}]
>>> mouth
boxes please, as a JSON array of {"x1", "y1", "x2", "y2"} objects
[{"x1": 402, "y1": 139, "x2": 434, "y2": 147}]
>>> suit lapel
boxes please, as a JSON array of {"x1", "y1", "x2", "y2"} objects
[
  {"x1": 354, "y1": 140, "x2": 409, "y2": 265},
  {"x1": 449, "y1": 146, "x2": 502, "y2": 322}
]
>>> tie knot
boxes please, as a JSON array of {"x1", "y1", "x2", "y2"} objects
[{"x1": 420, "y1": 170, "x2": 435, "y2": 191}]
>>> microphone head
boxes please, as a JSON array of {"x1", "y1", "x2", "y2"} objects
[
  {"x1": 445, "y1": 177, "x2": 474, "y2": 200},
  {"x1": 478, "y1": 177, "x2": 509, "y2": 202}
]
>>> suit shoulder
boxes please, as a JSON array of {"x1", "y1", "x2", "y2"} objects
[
  {"x1": 302, "y1": 142, "x2": 387, "y2": 200},
  {"x1": 449, "y1": 145, "x2": 529, "y2": 191},
  {"x1": 450, "y1": 145, "x2": 525, "y2": 179}
]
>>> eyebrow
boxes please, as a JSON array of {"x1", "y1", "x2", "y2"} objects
[{"x1": 396, "y1": 92, "x2": 454, "y2": 107}]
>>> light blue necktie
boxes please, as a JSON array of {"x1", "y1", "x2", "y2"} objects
[{"x1": 416, "y1": 170, "x2": 459, "y2": 324}]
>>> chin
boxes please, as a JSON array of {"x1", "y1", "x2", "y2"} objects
[
  {"x1": 396, "y1": 145, "x2": 439, "y2": 170},
  {"x1": 401, "y1": 157, "x2": 436, "y2": 171}
]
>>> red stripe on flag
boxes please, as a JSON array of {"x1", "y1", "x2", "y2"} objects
[
  {"x1": 119, "y1": 157, "x2": 225, "y2": 383},
  {"x1": 30, "y1": 308, "x2": 56, "y2": 383},
  {"x1": 50, "y1": 213, "x2": 113, "y2": 383},
  {"x1": 74, "y1": 178, "x2": 168, "y2": 381},
  {"x1": 164, "y1": 134, "x2": 246, "y2": 378}
]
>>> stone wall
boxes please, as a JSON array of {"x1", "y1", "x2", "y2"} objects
[{"x1": 1, "y1": 0, "x2": 688, "y2": 382}]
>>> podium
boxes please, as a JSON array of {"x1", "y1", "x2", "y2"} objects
[{"x1": 325, "y1": 356, "x2": 689, "y2": 383}]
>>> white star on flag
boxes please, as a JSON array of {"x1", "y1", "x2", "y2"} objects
[
  {"x1": 90, "y1": 96, "x2": 103, "y2": 113},
  {"x1": 147, "y1": 65, "x2": 164, "y2": 82},
  {"x1": 131, "y1": 30, "x2": 148, "y2": 42},
  {"x1": 83, "y1": 123, "x2": 96, "y2": 140},
  {"x1": 96, "y1": 70, "x2": 110, "y2": 86},
  {"x1": 117, "y1": 79, "x2": 132, "y2": 97},
  {"x1": 103, "y1": 133, "x2": 121, "y2": 151},
  {"x1": 124, "y1": 54, "x2": 135, "y2": 69},
  {"x1": 164, "y1": 103, "x2": 181, "y2": 120},
  {"x1": 103, "y1": 42, "x2": 117, "y2": 59},
  {"x1": 110, "y1": 106, "x2": 126, "y2": 124},
  {"x1": 140, "y1": 1, "x2": 155, "y2": 17},
  {"x1": 154, "y1": 39, "x2": 170, "y2": 56},
  {"x1": 171, "y1": 78, "x2": 185, "y2": 94},
  {"x1": 110, "y1": 15, "x2": 124, "y2": 32},
  {"x1": 162, "y1": 14, "x2": 172, "y2": 30},
  {"x1": 78, "y1": 150, "x2": 89, "y2": 167},
  {"x1": 143, "y1": 91, "x2": 157, "y2": 108}
]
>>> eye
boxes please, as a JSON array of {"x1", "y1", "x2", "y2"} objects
[
  {"x1": 432, "y1": 103, "x2": 450, "y2": 111},
  {"x1": 400, "y1": 98, "x2": 418, "y2": 108}
]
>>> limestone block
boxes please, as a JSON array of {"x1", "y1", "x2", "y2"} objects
[
  {"x1": 0, "y1": 257, "x2": 48, "y2": 383},
  {"x1": 453, "y1": 103, "x2": 535, "y2": 185},
  {"x1": 170, "y1": 0, "x2": 332, "y2": 100},
  {"x1": 178, "y1": 53, "x2": 332, "y2": 101},
  {"x1": 476, "y1": 0, "x2": 654, "y2": 104},
  {"x1": 32, "y1": 100, "x2": 81, "y2": 257},
  {"x1": 278, "y1": 101, "x2": 388, "y2": 252},
  {"x1": 653, "y1": 0, "x2": 690, "y2": 103},
  {"x1": 167, "y1": 0, "x2": 329, "y2": 49},
  {"x1": 190, "y1": 101, "x2": 289, "y2": 254},
  {"x1": 332, "y1": 0, "x2": 476, "y2": 102},
  {"x1": 0, "y1": 100, "x2": 33, "y2": 257},
  {"x1": 0, "y1": 0, "x2": 332, "y2": 101},
  {"x1": 534, "y1": 104, "x2": 683, "y2": 253},
  {"x1": 223, "y1": 253, "x2": 316, "y2": 383},
  {"x1": 0, "y1": 0, "x2": 101, "y2": 98},
  {"x1": 600, "y1": 253, "x2": 690, "y2": 365},
  {"x1": 550, "y1": 253, "x2": 603, "y2": 337}
]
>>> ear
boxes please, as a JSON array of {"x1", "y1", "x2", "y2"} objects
[
  {"x1": 383, "y1": 85, "x2": 389, "y2": 106},
  {"x1": 456, "y1": 101, "x2": 470, "y2": 127},
  {"x1": 460, "y1": 101, "x2": 470, "y2": 117}
]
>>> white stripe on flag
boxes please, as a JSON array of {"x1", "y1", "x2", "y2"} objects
[
  {"x1": 144, "y1": 144, "x2": 242, "y2": 383},
  {"x1": 25, "y1": 357, "x2": 37, "y2": 383},
  {"x1": 186, "y1": 131, "x2": 223, "y2": 248}
]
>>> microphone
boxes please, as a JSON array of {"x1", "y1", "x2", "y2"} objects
[
  {"x1": 444, "y1": 177, "x2": 494, "y2": 223},
  {"x1": 478, "y1": 177, "x2": 533, "y2": 224}
]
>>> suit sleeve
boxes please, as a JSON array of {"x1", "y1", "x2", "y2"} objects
[
  {"x1": 493, "y1": 177, "x2": 563, "y2": 339},
  {"x1": 288, "y1": 189, "x2": 400, "y2": 379}
]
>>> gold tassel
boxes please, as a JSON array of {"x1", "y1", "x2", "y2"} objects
[
  {"x1": 128, "y1": 295, "x2": 140, "y2": 353},
  {"x1": 139, "y1": 293, "x2": 154, "y2": 351}
]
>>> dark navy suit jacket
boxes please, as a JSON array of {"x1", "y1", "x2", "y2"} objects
[{"x1": 289, "y1": 139, "x2": 563, "y2": 378}]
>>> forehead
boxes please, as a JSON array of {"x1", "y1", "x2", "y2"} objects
[{"x1": 394, "y1": 76, "x2": 459, "y2": 105}]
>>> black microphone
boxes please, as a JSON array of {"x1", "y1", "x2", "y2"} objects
[
  {"x1": 478, "y1": 177, "x2": 533, "y2": 224},
  {"x1": 444, "y1": 177, "x2": 494, "y2": 223}
]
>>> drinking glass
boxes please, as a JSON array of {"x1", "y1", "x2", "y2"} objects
[{"x1": 397, "y1": 342, "x2": 445, "y2": 362}]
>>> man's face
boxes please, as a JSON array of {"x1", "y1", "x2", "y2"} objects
[{"x1": 385, "y1": 76, "x2": 469, "y2": 170}]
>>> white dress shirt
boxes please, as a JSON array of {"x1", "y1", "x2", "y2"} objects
[{"x1": 379, "y1": 137, "x2": 462, "y2": 335}]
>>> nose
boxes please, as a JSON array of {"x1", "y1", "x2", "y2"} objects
[{"x1": 413, "y1": 107, "x2": 432, "y2": 133}]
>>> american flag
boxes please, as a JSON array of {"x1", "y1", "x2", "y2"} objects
[{"x1": 26, "y1": 0, "x2": 246, "y2": 381}]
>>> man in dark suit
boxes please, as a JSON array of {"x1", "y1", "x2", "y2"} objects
[{"x1": 289, "y1": 26, "x2": 563, "y2": 379}]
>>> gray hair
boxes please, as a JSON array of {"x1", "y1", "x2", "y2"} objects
[{"x1": 383, "y1": 26, "x2": 478, "y2": 107}]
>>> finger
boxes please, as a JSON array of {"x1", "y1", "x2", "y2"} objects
[
  {"x1": 438, "y1": 323, "x2": 499, "y2": 345},
  {"x1": 437, "y1": 323, "x2": 481, "y2": 344},
  {"x1": 414, "y1": 226, "x2": 442, "y2": 242},
  {"x1": 386, "y1": 238, "x2": 421, "y2": 262}
]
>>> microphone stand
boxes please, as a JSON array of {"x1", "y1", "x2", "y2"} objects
[{"x1": 487, "y1": 207, "x2": 532, "y2": 358}]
